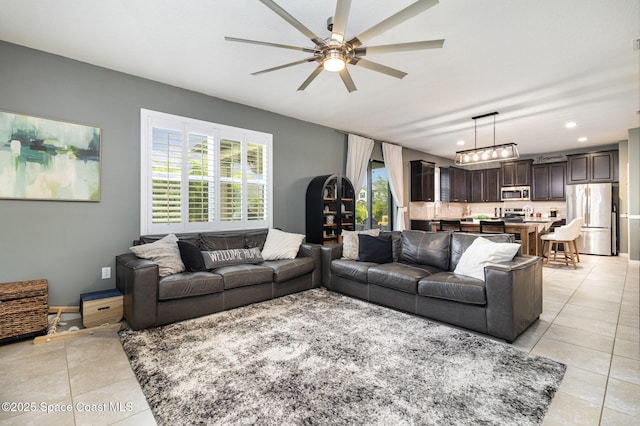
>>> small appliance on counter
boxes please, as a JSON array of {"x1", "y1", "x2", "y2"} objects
[{"x1": 549, "y1": 208, "x2": 557, "y2": 218}]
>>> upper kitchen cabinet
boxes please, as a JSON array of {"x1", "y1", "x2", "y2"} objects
[
  {"x1": 501, "y1": 160, "x2": 532, "y2": 186},
  {"x1": 410, "y1": 160, "x2": 435, "y2": 202},
  {"x1": 532, "y1": 162, "x2": 566, "y2": 201},
  {"x1": 441, "y1": 167, "x2": 470, "y2": 203},
  {"x1": 567, "y1": 150, "x2": 618, "y2": 184},
  {"x1": 470, "y1": 168, "x2": 501, "y2": 202}
]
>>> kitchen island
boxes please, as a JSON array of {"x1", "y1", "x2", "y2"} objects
[{"x1": 429, "y1": 220, "x2": 547, "y2": 256}]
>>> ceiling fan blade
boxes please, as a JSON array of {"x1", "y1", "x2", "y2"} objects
[
  {"x1": 252, "y1": 58, "x2": 317, "y2": 75},
  {"x1": 339, "y1": 68, "x2": 357, "y2": 93},
  {"x1": 258, "y1": 0, "x2": 326, "y2": 47},
  {"x1": 350, "y1": 58, "x2": 407, "y2": 79},
  {"x1": 225, "y1": 36, "x2": 316, "y2": 53},
  {"x1": 355, "y1": 39, "x2": 445, "y2": 56},
  {"x1": 331, "y1": 0, "x2": 352, "y2": 42},
  {"x1": 298, "y1": 65, "x2": 324, "y2": 91},
  {"x1": 348, "y1": 0, "x2": 439, "y2": 47}
]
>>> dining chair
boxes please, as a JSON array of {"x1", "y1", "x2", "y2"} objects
[
  {"x1": 540, "y1": 217, "x2": 584, "y2": 269},
  {"x1": 479, "y1": 220, "x2": 506, "y2": 234},
  {"x1": 439, "y1": 220, "x2": 462, "y2": 232}
]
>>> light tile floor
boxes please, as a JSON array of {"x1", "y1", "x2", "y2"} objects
[{"x1": 0, "y1": 254, "x2": 638, "y2": 425}]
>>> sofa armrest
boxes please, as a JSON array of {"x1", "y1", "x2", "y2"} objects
[
  {"x1": 483, "y1": 255, "x2": 543, "y2": 342},
  {"x1": 298, "y1": 243, "x2": 322, "y2": 287},
  {"x1": 116, "y1": 252, "x2": 159, "y2": 330},
  {"x1": 320, "y1": 244, "x2": 343, "y2": 288}
]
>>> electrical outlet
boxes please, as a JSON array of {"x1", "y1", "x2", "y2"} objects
[{"x1": 101, "y1": 267, "x2": 111, "y2": 279}]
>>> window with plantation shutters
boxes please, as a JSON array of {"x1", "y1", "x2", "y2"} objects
[{"x1": 141, "y1": 109, "x2": 272, "y2": 234}]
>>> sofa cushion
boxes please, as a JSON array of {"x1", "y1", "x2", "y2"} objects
[
  {"x1": 399, "y1": 230, "x2": 450, "y2": 270},
  {"x1": 454, "y1": 237, "x2": 521, "y2": 281},
  {"x1": 215, "y1": 264, "x2": 274, "y2": 290},
  {"x1": 200, "y1": 234, "x2": 246, "y2": 251},
  {"x1": 202, "y1": 247, "x2": 263, "y2": 269},
  {"x1": 177, "y1": 240, "x2": 207, "y2": 272},
  {"x1": 261, "y1": 228, "x2": 305, "y2": 260},
  {"x1": 358, "y1": 234, "x2": 393, "y2": 263},
  {"x1": 244, "y1": 229, "x2": 269, "y2": 250},
  {"x1": 342, "y1": 229, "x2": 380, "y2": 260},
  {"x1": 130, "y1": 234, "x2": 185, "y2": 277},
  {"x1": 380, "y1": 231, "x2": 402, "y2": 262},
  {"x1": 263, "y1": 257, "x2": 315, "y2": 283},
  {"x1": 401, "y1": 263, "x2": 446, "y2": 275},
  {"x1": 331, "y1": 259, "x2": 378, "y2": 283},
  {"x1": 158, "y1": 272, "x2": 223, "y2": 301},
  {"x1": 449, "y1": 233, "x2": 516, "y2": 272},
  {"x1": 418, "y1": 272, "x2": 486, "y2": 305},
  {"x1": 139, "y1": 233, "x2": 200, "y2": 246},
  {"x1": 368, "y1": 263, "x2": 432, "y2": 294}
]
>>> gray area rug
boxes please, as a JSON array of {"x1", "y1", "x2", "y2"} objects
[{"x1": 119, "y1": 289, "x2": 565, "y2": 425}]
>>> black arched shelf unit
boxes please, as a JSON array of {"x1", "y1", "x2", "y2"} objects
[{"x1": 305, "y1": 174, "x2": 355, "y2": 245}]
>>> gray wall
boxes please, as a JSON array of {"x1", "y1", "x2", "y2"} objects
[
  {"x1": 0, "y1": 41, "x2": 345, "y2": 305},
  {"x1": 628, "y1": 128, "x2": 639, "y2": 260},
  {"x1": 618, "y1": 140, "x2": 629, "y2": 254}
]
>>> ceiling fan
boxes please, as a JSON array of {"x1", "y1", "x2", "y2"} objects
[{"x1": 225, "y1": 0, "x2": 445, "y2": 93}]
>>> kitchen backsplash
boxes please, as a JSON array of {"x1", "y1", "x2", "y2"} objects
[{"x1": 410, "y1": 201, "x2": 567, "y2": 220}]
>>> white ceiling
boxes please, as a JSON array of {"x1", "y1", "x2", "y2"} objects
[{"x1": 1, "y1": 0, "x2": 639, "y2": 161}]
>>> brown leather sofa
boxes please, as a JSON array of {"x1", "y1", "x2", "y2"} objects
[
  {"x1": 321, "y1": 231, "x2": 543, "y2": 342},
  {"x1": 116, "y1": 229, "x2": 320, "y2": 330}
]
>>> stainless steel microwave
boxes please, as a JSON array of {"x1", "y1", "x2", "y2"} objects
[{"x1": 501, "y1": 186, "x2": 530, "y2": 201}]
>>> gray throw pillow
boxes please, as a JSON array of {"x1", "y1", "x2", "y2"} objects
[{"x1": 202, "y1": 247, "x2": 263, "y2": 270}]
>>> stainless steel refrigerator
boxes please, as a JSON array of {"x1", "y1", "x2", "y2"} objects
[{"x1": 567, "y1": 183, "x2": 615, "y2": 255}]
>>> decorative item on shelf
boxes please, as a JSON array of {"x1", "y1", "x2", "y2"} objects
[
  {"x1": 455, "y1": 111, "x2": 519, "y2": 165},
  {"x1": 326, "y1": 215, "x2": 334, "y2": 225},
  {"x1": 324, "y1": 204, "x2": 330, "y2": 213},
  {"x1": 341, "y1": 203, "x2": 346, "y2": 213}
]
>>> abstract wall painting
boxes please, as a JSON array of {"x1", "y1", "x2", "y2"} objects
[{"x1": 0, "y1": 111, "x2": 101, "y2": 201}]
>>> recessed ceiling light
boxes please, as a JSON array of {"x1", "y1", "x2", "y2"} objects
[
  {"x1": 565, "y1": 122, "x2": 577, "y2": 128},
  {"x1": 456, "y1": 140, "x2": 465, "y2": 146},
  {"x1": 578, "y1": 137, "x2": 587, "y2": 142}
]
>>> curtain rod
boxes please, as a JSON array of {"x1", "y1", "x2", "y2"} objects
[{"x1": 336, "y1": 129, "x2": 401, "y2": 147}]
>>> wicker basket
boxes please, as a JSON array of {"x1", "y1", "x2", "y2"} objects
[{"x1": 0, "y1": 279, "x2": 48, "y2": 342}]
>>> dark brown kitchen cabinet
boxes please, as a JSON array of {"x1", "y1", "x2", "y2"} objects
[
  {"x1": 441, "y1": 167, "x2": 470, "y2": 202},
  {"x1": 501, "y1": 160, "x2": 532, "y2": 187},
  {"x1": 532, "y1": 162, "x2": 566, "y2": 201},
  {"x1": 470, "y1": 168, "x2": 501, "y2": 202},
  {"x1": 410, "y1": 160, "x2": 435, "y2": 202},
  {"x1": 567, "y1": 150, "x2": 618, "y2": 184}
]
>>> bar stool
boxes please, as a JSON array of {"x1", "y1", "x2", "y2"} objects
[
  {"x1": 540, "y1": 217, "x2": 584, "y2": 268},
  {"x1": 479, "y1": 220, "x2": 506, "y2": 234},
  {"x1": 439, "y1": 220, "x2": 462, "y2": 231}
]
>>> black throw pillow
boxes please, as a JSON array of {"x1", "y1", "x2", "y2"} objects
[
  {"x1": 358, "y1": 234, "x2": 393, "y2": 263},
  {"x1": 177, "y1": 240, "x2": 207, "y2": 272}
]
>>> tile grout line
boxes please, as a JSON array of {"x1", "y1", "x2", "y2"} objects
[
  {"x1": 63, "y1": 340, "x2": 78, "y2": 426},
  {"x1": 596, "y1": 258, "x2": 629, "y2": 426}
]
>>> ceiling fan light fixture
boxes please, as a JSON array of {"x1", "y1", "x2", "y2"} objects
[{"x1": 323, "y1": 50, "x2": 346, "y2": 72}]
